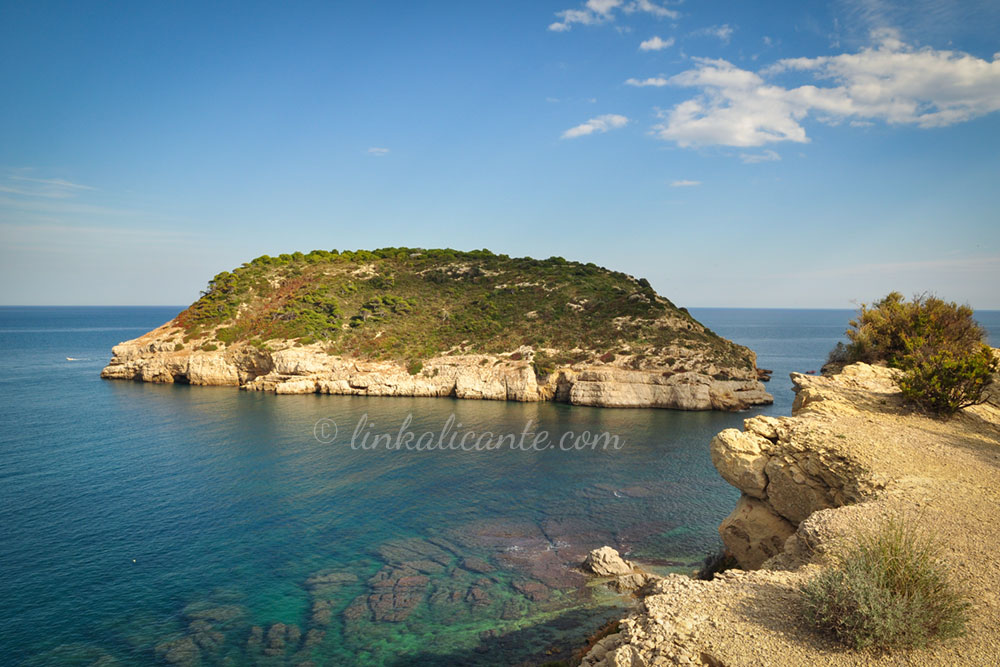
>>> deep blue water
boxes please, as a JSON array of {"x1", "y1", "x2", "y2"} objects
[{"x1": 1, "y1": 306, "x2": 997, "y2": 665}]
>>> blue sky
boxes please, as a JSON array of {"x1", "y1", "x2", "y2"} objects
[{"x1": 1, "y1": 0, "x2": 998, "y2": 308}]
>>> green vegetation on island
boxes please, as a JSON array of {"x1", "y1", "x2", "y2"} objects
[{"x1": 173, "y1": 247, "x2": 755, "y2": 374}]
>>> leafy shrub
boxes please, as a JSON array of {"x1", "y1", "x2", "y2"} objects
[
  {"x1": 898, "y1": 345, "x2": 998, "y2": 416},
  {"x1": 407, "y1": 360, "x2": 423, "y2": 375},
  {"x1": 842, "y1": 292, "x2": 985, "y2": 367},
  {"x1": 801, "y1": 517, "x2": 969, "y2": 650},
  {"x1": 533, "y1": 360, "x2": 555, "y2": 378},
  {"x1": 835, "y1": 292, "x2": 996, "y2": 416},
  {"x1": 827, "y1": 341, "x2": 850, "y2": 365},
  {"x1": 173, "y1": 342, "x2": 184, "y2": 351},
  {"x1": 215, "y1": 326, "x2": 241, "y2": 344},
  {"x1": 201, "y1": 343, "x2": 219, "y2": 352}
]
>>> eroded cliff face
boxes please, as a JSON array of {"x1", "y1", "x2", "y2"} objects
[
  {"x1": 101, "y1": 321, "x2": 772, "y2": 411},
  {"x1": 581, "y1": 358, "x2": 1000, "y2": 666}
]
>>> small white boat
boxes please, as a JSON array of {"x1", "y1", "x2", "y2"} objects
[{"x1": 66, "y1": 357, "x2": 80, "y2": 361}]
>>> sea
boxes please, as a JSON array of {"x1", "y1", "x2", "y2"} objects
[{"x1": 2, "y1": 306, "x2": 998, "y2": 666}]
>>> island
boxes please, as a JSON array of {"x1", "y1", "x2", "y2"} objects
[{"x1": 102, "y1": 248, "x2": 772, "y2": 411}]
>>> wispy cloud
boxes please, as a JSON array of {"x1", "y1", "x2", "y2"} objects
[
  {"x1": 670, "y1": 179, "x2": 702, "y2": 187},
  {"x1": 562, "y1": 114, "x2": 629, "y2": 139},
  {"x1": 836, "y1": 0, "x2": 995, "y2": 39},
  {"x1": 0, "y1": 195, "x2": 139, "y2": 219},
  {"x1": 625, "y1": 76, "x2": 669, "y2": 87},
  {"x1": 548, "y1": 0, "x2": 678, "y2": 32},
  {"x1": 653, "y1": 30, "x2": 1000, "y2": 147},
  {"x1": 367, "y1": 147, "x2": 390, "y2": 156},
  {"x1": 0, "y1": 171, "x2": 95, "y2": 199},
  {"x1": 692, "y1": 24, "x2": 734, "y2": 43},
  {"x1": 639, "y1": 35, "x2": 674, "y2": 51},
  {"x1": 739, "y1": 149, "x2": 781, "y2": 163}
]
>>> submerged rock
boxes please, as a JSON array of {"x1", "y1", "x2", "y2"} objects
[
  {"x1": 460, "y1": 556, "x2": 495, "y2": 574},
  {"x1": 365, "y1": 566, "x2": 430, "y2": 622},
  {"x1": 153, "y1": 637, "x2": 200, "y2": 666}
]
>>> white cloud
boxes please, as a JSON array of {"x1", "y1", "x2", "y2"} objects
[
  {"x1": 692, "y1": 24, "x2": 734, "y2": 43},
  {"x1": 739, "y1": 149, "x2": 781, "y2": 163},
  {"x1": 639, "y1": 35, "x2": 674, "y2": 51},
  {"x1": 627, "y1": 0, "x2": 678, "y2": 18},
  {"x1": 625, "y1": 76, "x2": 669, "y2": 87},
  {"x1": 562, "y1": 114, "x2": 629, "y2": 139},
  {"x1": 367, "y1": 147, "x2": 390, "y2": 156},
  {"x1": 654, "y1": 32, "x2": 1000, "y2": 147},
  {"x1": 549, "y1": 0, "x2": 678, "y2": 32},
  {"x1": 670, "y1": 179, "x2": 702, "y2": 187}
]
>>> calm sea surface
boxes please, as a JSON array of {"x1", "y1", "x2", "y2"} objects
[{"x1": 2, "y1": 307, "x2": 998, "y2": 665}]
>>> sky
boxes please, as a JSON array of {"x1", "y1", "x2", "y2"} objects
[{"x1": 1, "y1": 0, "x2": 999, "y2": 308}]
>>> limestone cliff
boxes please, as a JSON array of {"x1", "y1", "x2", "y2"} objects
[
  {"x1": 101, "y1": 248, "x2": 772, "y2": 411},
  {"x1": 582, "y1": 358, "x2": 1000, "y2": 665},
  {"x1": 101, "y1": 326, "x2": 771, "y2": 410}
]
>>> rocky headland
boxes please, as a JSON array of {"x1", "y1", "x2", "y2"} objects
[
  {"x1": 581, "y1": 357, "x2": 1000, "y2": 666},
  {"x1": 101, "y1": 248, "x2": 771, "y2": 411}
]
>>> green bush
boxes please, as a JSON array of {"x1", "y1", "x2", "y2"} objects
[
  {"x1": 407, "y1": 360, "x2": 423, "y2": 375},
  {"x1": 201, "y1": 343, "x2": 219, "y2": 352},
  {"x1": 843, "y1": 292, "x2": 986, "y2": 367},
  {"x1": 835, "y1": 293, "x2": 996, "y2": 416},
  {"x1": 898, "y1": 344, "x2": 998, "y2": 416},
  {"x1": 827, "y1": 341, "x2": 850, "y2": 365},
  {"x1": 801, "y1": 518, "x2": 969, "y2": 650}
]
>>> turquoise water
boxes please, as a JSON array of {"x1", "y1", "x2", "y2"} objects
[{"x1": 2, "y1": 307, "x2": 998, "y2": 665}]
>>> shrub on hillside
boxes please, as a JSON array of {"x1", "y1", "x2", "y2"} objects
[
  {"x1": 842, "y1": 292, "x2": 986, "y2": 366},
  {"x1": 800, "y1": 517, "x2": 969, "y2": 651},
  {"x1": 897, "y1": 345, "x2": 998, "y2": 416},
  {"x1": 833, "y1": 292, "x2": 996, "y2": 416}
]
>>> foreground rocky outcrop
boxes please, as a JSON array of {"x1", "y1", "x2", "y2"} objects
[
  {"x1": 101, "y1": 326, "x2": 772, "y2": 411},
  {"x1": 583, "y1": 359, "x2": 1000, "y2": 666}
]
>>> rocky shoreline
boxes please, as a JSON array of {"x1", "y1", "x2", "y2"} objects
[
  {"x1": 580, "y1": 357, "x2": 1000, "y2": 666},
  {"x1": 100, "y1": 321, "x2": 773, "y2": 411}
]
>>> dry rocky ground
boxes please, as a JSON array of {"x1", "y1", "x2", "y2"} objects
[{"x1": 582, "y1": 359, "x2": 1000, "y2": 666}]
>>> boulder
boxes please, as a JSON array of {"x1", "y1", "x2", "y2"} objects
[{"x1": 583, "y1": 546, "x2": 634, "y2": 577}]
